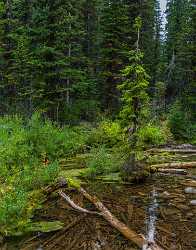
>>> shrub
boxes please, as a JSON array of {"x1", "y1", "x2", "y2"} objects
[
  {"x1": 137, "y1": 123, "x2": 167, "y2": 148},
  {"x1": 0, "y1": 113, "x2": 88, "y2": 237},
  {"x1": 84, "y1": 146, "x2": 124, "y2": 178},
  {"x1": 0, "y1": 163, "x2": 59, "y2": 236},
  {"x1": 87, "y1": 120, "x2": 123, "y2": 147}
]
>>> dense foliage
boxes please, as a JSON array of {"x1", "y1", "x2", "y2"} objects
[
  {"x1": 0, "y1": 0, "x2": 195, "y2": 239},
  {"x1": 0, "y1": 113, "x2": 87, "y2": 236}
]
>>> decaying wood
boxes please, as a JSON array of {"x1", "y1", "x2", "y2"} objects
[
  {"x1": 147, "y1": 148, "x2": 196, "y2": 154},
  {"x1": 151, "y1": 162, "x2": 196, "y2": 169},
  {"x1": 157, "y1": 169, "x2": 188, "y2": 175},
  {"x1": 79, "y1": 187, "x2": 163, "y2": 250},
  {"x1": 58, "y1": 190, "x2": 101, "y2": 215}
]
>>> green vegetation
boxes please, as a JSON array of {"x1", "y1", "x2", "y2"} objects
[
  {"x1": 137, "y1": 123, "x2": 167, "y2": 148},
  {"x1": 84, "y1": 146, "x2": 124, "y2": 178},
  {"x1": 0, "y1": 0, "x2": 195, "y2": 242},
  {"x1": 0, "y1": 113, "x2": 88, "y2": 236},
  {"x1": 168, "y1": 101, "x2": 196, "y2": 143}
]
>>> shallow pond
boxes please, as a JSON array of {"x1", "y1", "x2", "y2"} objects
[
  {"x1": 4, "y1": 168, "x2": 196, "y2": 250},
  {"x1": 3, "y1": 149, "x2": 196, "y2": 250}
]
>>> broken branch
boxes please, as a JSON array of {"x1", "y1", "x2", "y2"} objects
[{"x1": 58, "y1": 190, "x2": 101, "y2": 215}]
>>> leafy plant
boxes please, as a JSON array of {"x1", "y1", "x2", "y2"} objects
[
  {"x1": 137, "y1": 123, "x2": 167, "y2": 148},
  {"x1": 84, "y1": 146, "x2": 124, "y2": 178},
  {"x1": 0, "y1": 112, "x2": 88, "y2": 237},
  {"x1": 87, "y1": 120, "x2": 123, "y2": 147}
]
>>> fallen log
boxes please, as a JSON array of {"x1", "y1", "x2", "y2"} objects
[
  {"x1": 147, "y1": 149, "x2": 196, "y2": 154},
  {"x1": 151, "y1": 162, "x2": 196, "y2": 169},
  {"x1": 79, "y1": 187, "x2": 163, "y2": 250},
  {"x1": 157, "y1": 169, "x2": 188, "y2": 175}
]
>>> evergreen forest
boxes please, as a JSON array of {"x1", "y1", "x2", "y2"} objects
[{"x1": 0, "y1": 1, "x2": 195, "y2": 249}]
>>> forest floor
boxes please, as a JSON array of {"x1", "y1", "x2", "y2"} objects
[{"x1": 4, "y1": 149, "x2": 196, "y2": 250}]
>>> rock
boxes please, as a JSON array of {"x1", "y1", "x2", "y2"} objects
[
  {"x1": 184, "y1": 187, "x2": 196, "y2": 194},
  {"x1": 57, "y1": 177, "x2": 68, "y2": 187},
  {"x1": 190, "y1": 200, "x2": 196, "y2": 206},
  {"x1": 159, "y1": 191, "x2": 170, "y2": 199},
  {"x1": 37, "y1": 246, "x2": 43, "y2": 250},
  {"x1": 163, "y1": 191, "x2": 170, "y2": 196}
]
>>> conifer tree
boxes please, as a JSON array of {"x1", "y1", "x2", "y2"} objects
[
  {"x1": 118, "y1": 17, "x2": 150, "y2": 177},
  {"x1": 98, "y1": 0, "x2": 131, "y2": 112}
]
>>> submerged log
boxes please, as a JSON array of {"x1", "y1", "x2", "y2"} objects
[
  {"x1": 157, "y1": 168, "x2": 188, "y2": 175},
  {"x1": 151, "y1": 162, "x2": 196, "y2": 169},
  {"x1": 79, "y1": 187, "x2": 163, "y2": 250}
]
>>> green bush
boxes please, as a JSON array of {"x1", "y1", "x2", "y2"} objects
[
  {"x1": 87, "y1": 120, "x2": 123, "y2": 147},
  {"x1": 84, "y1": 146, "x2": 124, "y2": 178},
  {"x1": 137, "y1": 123, "x2": 167, "y2": 147},
  {"x1": 0, "y1": 113, "x2": 88, "y2": 237}
]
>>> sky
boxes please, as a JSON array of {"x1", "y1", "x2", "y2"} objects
[
  {"x1": 160, "y1": 0, "x2": 167, "y2": 12},
  {"x1": 160, "y1": 0, "x2": 167, "y2": 28}
]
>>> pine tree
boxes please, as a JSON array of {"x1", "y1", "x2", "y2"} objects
[
  {"x1": 118, "y1": 17, "x2": 150, "y2": 177},
  {"x1": 98, "y1": 0, "x2": 131, "y2": 112},
  {"x1": 118, "y1": 17, "x2": 150, "y2": 133},
  {"x1": 165, "y1": 0, "x2": 195, "y2": 120}
]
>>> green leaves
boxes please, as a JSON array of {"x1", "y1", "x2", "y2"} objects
[
  {"x1": 26, "y1": 221, "x2": 64, "y2": 233},
  {"x1": 0, "y1": 113, "x2": 89, "y2": 237},
  {"x1": 133, "y1": 16, "x2": 142, "y2": 32},
  {"x1": 118, "y1": 49, "x2": 150, "y2": 129}
]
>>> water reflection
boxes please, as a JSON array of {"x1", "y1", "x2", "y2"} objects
[{"x1": 143, "y1": 188, "x2": 158, "y2": 250}]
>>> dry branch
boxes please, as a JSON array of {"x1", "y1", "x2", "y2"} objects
[{"x1": 58, "y1": 190, "x2": 101, "y2": 215}]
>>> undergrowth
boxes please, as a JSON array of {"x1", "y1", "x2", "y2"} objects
[{"x1": 0, "y1": 113, "x2": 87, "y2": 237}]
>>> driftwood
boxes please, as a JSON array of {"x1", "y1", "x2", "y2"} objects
[
  {"x1": 157, "y1": 168, "x2": 188, "y2": 175},
  {"x1": 58, "y1": 190, "x2": 101, "y2": 215},
  {"x1": 79, "y1": 187, "x2": 163, "y2": 250},
  {"x1": 151, "y1": 162, "x2": 196, "y2": 169}
]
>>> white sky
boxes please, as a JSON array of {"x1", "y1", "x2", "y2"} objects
[
  {"x1": 160, "y1": 0, "x2": 167, "y2": 29},
  {"x1": 160, "y1": 0, "x2": 167, "y2": 12}
]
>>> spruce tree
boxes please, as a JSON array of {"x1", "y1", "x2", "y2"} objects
[{"x1": 118, "y1": 17, "x2": 150, "y2": 177}]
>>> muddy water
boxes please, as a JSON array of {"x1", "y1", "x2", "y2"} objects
[{"x1": 5, "y1": 168, "x2": 196, "y2": 249}]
